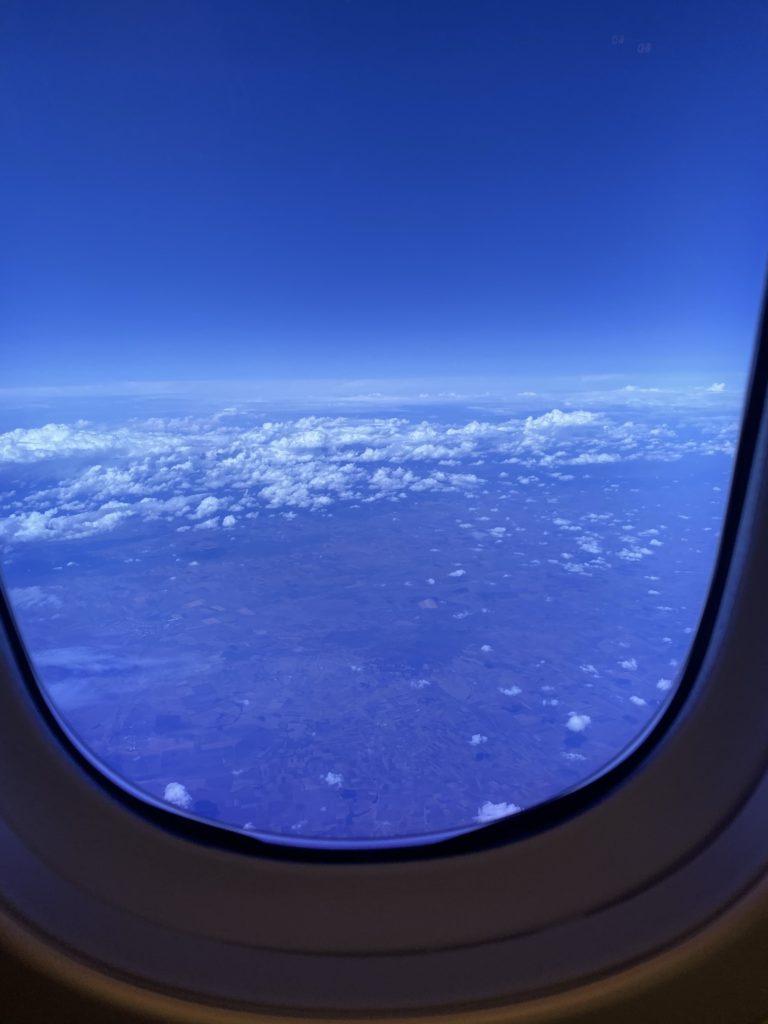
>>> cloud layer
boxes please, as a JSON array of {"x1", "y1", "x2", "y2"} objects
[{"x1": 0, "y1": 404, "x2": 737, "y2": 547}]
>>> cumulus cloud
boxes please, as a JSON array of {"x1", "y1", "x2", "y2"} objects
[
  {"x1": 323, "y1": 771, "x2": 343, "y2": 787},
  {"x1": 707, "y1": 383, "x2": 726, "y2": 393},
  {"x1": 562, "y1": 561, "x2": 588, "y2": 574},
  {"x1": 0, "y1": 504, "x2": 134, "y2": 544},
  {"x1": 523, "y1": 409, "x2": 596, "y2": 432},
  {"x1": 566, "y1": 712, "x2": 591, "y2": 732},
  {"x1": 617, "y1": 546, "x2": 653, "y2": 562},
  {"x1": 164, "y1": 782, "x2": 192, "y2": 809},
  {"x1": 474, "y1": 800, "x2": 522, "y2": 823},
  {"x1": 0, "y1": 402, "x2": 740, "y2": 547},
  {"x1": 568, "y1": 452, "x2": 620, "y2": 465},
  {"x1": 192, "y1": 495, "x2": 220, "y2": 519},
  {"x1": 0, "y1": 421, "x2": 180, "y2": 463}
]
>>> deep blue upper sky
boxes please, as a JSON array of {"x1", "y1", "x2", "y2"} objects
[{"x1": 1, "y1": 0, "x2": 766, "y2": 388}]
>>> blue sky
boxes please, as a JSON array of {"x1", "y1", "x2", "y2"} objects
[{"x1": 1, "y1": 0, "x2": 766, "y2": 389}]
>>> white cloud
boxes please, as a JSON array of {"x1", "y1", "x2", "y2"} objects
[
  {"x1": 0, "y1": 504, "x2": 134, "y2": 544},
  {"x1": 8, "y1": 585, "x2": 62, "y2": 611},
  {"x1": 192, "y1": 495, "x2": 220, "y2": 519},
  {"x1": 523, "y1": 409, "x2": 596, "y2": 431},
  {"x1": 448, "y1": 568, "x2": 467, "y2": 577},
  {"x1": 577, "y1": 536, "x2": 602, "y2": 554},
  {"x1": 568, "y1": 452, "x2": 620, "y2": 465},
  {"x1": 0, "y1": 420, "x2": 182, "y2": 464},
  {"x1": 0, "y1": 402, "x2": 740, "y2": 548},
  {"x1": 469, "y1": 734, "x2": 488, "y2": 745},
  {"x1": 620, "y1": 658, "x2": 638, "y2": 670},
  {"x1": 566, "y1": 712, "x2": 591, "y2": 732},
  {"x1": 163, "y1": 782, "x2": 192, "y2": 809},
  {"x1": 617, "y1": 546, "x2": 653, "y2": 562},
  {"x1": 474, "y1": 800, "x2": 521, "y2": 823},
  {"x1": 707, "y1": 382, "x2": 726, "y2": 393},
  {"x1": 323, "y1": 771, "x2": 343, "y2": 787}
]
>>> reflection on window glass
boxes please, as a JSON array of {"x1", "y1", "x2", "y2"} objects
[{"x1": 1, "y1": 2, "x2": 765, "y2": 844}]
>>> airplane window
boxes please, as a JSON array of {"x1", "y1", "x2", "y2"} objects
[{"x1": 1, "y1": 2, "x2": 765, "y2": 847}]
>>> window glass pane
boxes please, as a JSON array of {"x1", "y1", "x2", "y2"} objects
[{"x1": 1, "y1": 2, "x2": 765, "y2": 845}]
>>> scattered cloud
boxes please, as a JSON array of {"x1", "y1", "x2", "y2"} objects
[{"x1": 0, "y1": 402, "x2": 740, "y2": 546}]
